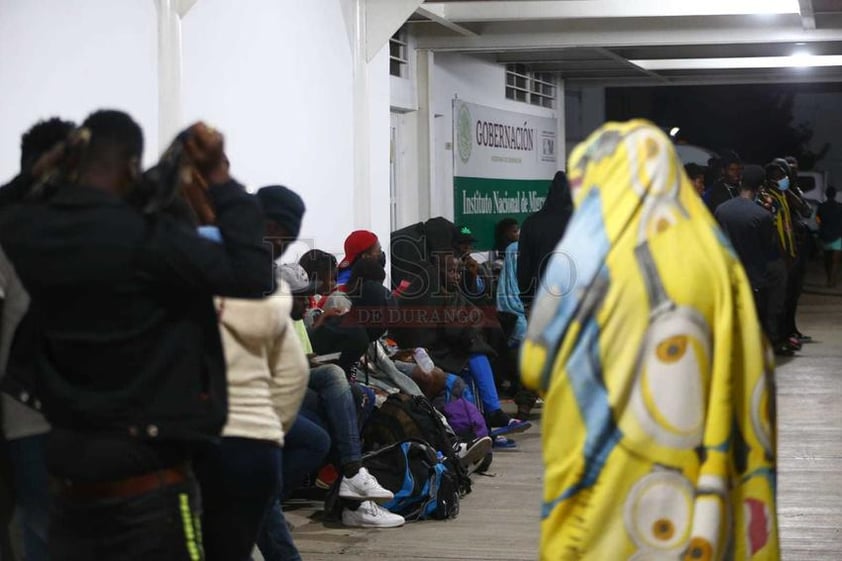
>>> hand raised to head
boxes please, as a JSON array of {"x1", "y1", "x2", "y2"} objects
[{"x1": 184, "y1": 122, "x2": 229, "y2": 185}]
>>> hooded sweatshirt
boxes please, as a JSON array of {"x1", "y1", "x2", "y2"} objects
[
  {"x1": 215, "y1": 279, "x2": 308, "y2": 444},
  {"x1": 517, "y1": 171, "x2": 574, "y2": 305}
]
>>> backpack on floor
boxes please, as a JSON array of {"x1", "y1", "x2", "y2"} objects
[
  {"x1": 432, "y1": 374, "x2": 488, "y2": 441},
  {"x1": 362, "y1": 392, "x2": 471, "y2": 496},
  {"x1": 362, "y1": 439, "x2": 460, "y2": 521}
]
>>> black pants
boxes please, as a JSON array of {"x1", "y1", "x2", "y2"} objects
[
  {"x1": 757, "y1": 259, "x2": 788, "y2": 344},
  {"x1": 782, "y1": 253, "x2": 808, "y2": 336},
  {"x1": 194, "y1": 437, "x2": 281, "y2": 561},
  {"x1": 0, "y1": 433, "x2": 15, "y2": 561},
  {"x1": 49, "y1": 474, "x2": 203, "y2": 561}
]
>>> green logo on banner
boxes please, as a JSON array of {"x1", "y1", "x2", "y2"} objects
[{"x1": 457, "y1": 104, "x2": 473, "y2": 164}]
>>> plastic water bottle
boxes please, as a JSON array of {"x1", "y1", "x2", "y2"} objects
[{"x1": 413, "y1": 348, "x2": 435, "y2": 373}]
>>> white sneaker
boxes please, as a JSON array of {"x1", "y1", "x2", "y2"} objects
[
  {"x1": 338, "y1": 467, "x2": 394, "y2": 501},
  {"x1": 342, "y1": 500, "x2": 405, "y2": 528}
]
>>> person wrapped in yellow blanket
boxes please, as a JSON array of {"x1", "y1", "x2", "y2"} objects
[{"x1": 521, "y1": 120, "x2": 779, "y2": 561}]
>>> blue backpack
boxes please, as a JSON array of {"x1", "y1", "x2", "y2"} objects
[{"x1": 362, "y1": 439, "x2": 460, "y2": 521}]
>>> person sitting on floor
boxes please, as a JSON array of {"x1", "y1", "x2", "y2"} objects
[
  {"x1": 393, "y1": 253, "x2": 531, "y2": 439},
  {"x1": 279, "y1": 263, "x2": 404, "y2": 529}
]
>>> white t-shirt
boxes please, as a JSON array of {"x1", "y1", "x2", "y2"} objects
[{"x1": 0, "y1": 247, "x2": 49, "y2": 440}]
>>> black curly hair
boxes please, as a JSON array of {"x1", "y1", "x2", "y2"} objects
[{"x1": 20, "y1": 117, "x2": 75, "y2": 171}]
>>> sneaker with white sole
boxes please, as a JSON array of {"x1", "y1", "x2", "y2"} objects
[
  {"x1": 457, "y1": 436, "x2": 493, "y2": 473},
  {"x1": 341, "y1": 500, "x2": 405, "y2": 528},
  {"x1": 338, "y1": 467, "x2": 394, "y2": 501}
]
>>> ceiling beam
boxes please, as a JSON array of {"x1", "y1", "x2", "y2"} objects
[
  {"x1": 631, "y1": 54, "x2": 842, "y2": 70},
  {"x1": 593, "y1": 47, "x2": 669, "y2": 83},
  {"x1": 427, "y1": 0, "x2": 800, "y2": 23},
  {"x1": 567, "y1": 73, "x2": 842, "y2": 87},
  {"x1": 415, "y1": 6, "x2": 478, "y2": 37},
  {"x1": 416, "y1": 22, "x2": 842, "y2": 51},
  {"x1": 366, "y1": 0, "x2": 424, "y2": 60},
  {"x1": 799, "y1": 0, "x2": 817, "y2": 29}
]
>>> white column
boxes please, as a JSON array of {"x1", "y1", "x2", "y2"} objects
[
  {"x1": 155, "y1": 0, "x2": 183, "y2": 151},
  {"x1": 416, "y1": 49, "x2": 436, "y2": 221},
  {"x1": 352, "y1": 0, "x2": 372, "y2": 230},
  {"x1": 154, "y1": 0, "x2": 199, "y2": 151},
  {"x1": 556, "y1": 77, "x2": 566, "y2": 169}
]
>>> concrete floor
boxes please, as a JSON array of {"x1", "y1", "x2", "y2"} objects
[{"x1": 278, "y1": 264, "x2": 842, "y2": 561}]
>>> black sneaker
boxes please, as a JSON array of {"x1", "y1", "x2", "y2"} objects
[
  {"x1": 773, "y1": 342, "x2": 796, "y2": 357},
  {"x1": 794, "y1": 331, "x2": 813, "y2": 343},
  {"x1": 456, "y1": 436, "x2": 493, "y2": 473}
]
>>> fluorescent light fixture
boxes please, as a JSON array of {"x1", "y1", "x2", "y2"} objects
[
  {"x1": 631, "y1": 55, "x2": 842, "y2": 70},
  {"x1": 669, "y1": 127, "x2": 680, "y2": 138}
]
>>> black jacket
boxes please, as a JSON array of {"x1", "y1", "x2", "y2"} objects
[
  {"x1": 393, "y1": 267, "x2": 495, "y2": 374},
  {"x1": 714, "y1": 197, "x2": 778, "y2": 288},
  {"x1": 818, "y1": 199, "x2": 842, "y2": 242},
  {"x1": 0, "y1": 180, "x2": 272, "y2": 443},
  {"x1": 517, "y1": 171, "x2": 573, "y2": 307},
  {"x1": 705, "y1": 179, "x2": 738, "y2": 213}
]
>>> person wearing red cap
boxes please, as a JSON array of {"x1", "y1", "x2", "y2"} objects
[{"x1": 336, "y1": 230, "x2": 384, "y2": 289}]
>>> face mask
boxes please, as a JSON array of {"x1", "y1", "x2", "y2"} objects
[
  {"x1": 377, "y1": 252, "x2": 387, "y2": 269},
  {"x1": 777, "y1": 177, "x2": 790, "y2": 191}
]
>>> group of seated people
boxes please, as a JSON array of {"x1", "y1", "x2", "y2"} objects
[{"x1": 0, "y1": 113, "x2": 536, "y2": 561}]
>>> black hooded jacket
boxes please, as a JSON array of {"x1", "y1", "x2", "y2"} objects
[{"x1": 517, "y1": 171, "x2": 573, "y2": 307}]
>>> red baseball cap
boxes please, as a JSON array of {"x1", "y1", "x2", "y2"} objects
[{"x1": 339, "y1": 230, "x2": 378, "y2": 269}]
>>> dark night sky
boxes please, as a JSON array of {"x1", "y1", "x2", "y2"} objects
[{"x1": 605, "y1": 82, "x2": 842, "y2": 170}]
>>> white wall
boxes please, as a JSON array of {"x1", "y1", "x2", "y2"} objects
[
  {"x1": 0, "y1": 0, "x2": 159, "y2": 182},
  {"x1": 181, "y1": 0, "x2": 391, "y2": 262},
  {"x1": 367, "y1": 47, "x2": 392, "y2": 245},
  {"x1": 0, "y1": 0, "x2": 393, "y2": 265},
  {"x1": 390, "y1": 32, "x2": 418, "y2": 113},
  {"x1": 429, "y1": 52, "x2": 562, "y2": 221}
]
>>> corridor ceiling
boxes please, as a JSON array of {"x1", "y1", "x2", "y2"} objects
[{"x1": 411, "y1": 0, "x2": 842, "y2": 85}]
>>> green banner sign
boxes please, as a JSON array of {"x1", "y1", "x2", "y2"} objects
[
  {"x1": 453, "y1": 176, "x2": 552, "y2": 250},
  {"x1": 452, "y1": 100, "x2": 558, "y2": 250}
]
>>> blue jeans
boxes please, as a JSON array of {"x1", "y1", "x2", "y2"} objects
[
  {"x1": 194, "y1": 437, "x2": 282, "y2": 561},
  {"x1": 466, "y1": 354, "x2": 503, "y2": 414},
  {"x1": 256, "y1": 415, "x2": 331, "y2": 561},
  {"x1": 8, "y1": 433, "x2": 50, "y2": 561},
  {"x1": 307, "y1": 364, "x2": 361, "y2": 467}
]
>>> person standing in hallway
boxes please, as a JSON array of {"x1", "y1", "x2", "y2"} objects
[
  {"x1": 0, "y1": 117, "x2": 75, "y2": 561},
  {"x1": 192, "y1": 184, "x2": 311, "y2": 561},
  {"x1": 705, "y1": 151, "x2": 743, "y2": 212},
  {"x1": 521, "y1": 121, "x2": 778, "y2": 561},
  {"x1": 715, "y1": 166, "x2": 791, "y2": 355},
  {"x1": 818, "y1": 186, "x2": 842, "y2": 287},
  {"x1": 758, "y1": 160, "x2": 806, "y2": 350},
  {"x1": 517, "y1": 170, "x2": 574, "y2": 311},
  {"x1": 0, "y1": 112, "x2": 273, "y2": 561},
  {"x1": 684, "y1": 162, "x2": 707, "y2": 196},
  {"x1": 776, "y1": 156, "x2": 813, "y2": 343}
]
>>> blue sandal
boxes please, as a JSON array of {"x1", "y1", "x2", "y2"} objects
[{"x1": 492, "y1": 436, "x2": 518, "y2": 449}]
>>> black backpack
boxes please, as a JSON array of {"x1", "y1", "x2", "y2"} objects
[
  {"x1": 362, "y1": 439, "x2": 460, "y2": 521},
  {"x1": 362, "y1": 393, "x2": 471, "y2": 497}
]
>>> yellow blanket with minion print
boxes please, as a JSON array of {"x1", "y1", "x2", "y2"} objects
[{"x1": 521, "y1": 120, "x2": 779, "y2": 561}]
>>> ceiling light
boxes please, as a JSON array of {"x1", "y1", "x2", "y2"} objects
[
  {"x1": 630, "y1": 55, "x2": 842, "y2": 70},
  {"x1": 789, "y1": 51, "x2": 814, "y2": 67},
  {"x1": 669, "y1": 127, "x2": 681, "y2": 138}
]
